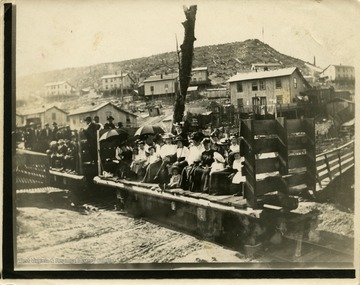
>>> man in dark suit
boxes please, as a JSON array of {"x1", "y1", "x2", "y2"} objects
[
  {"x1": 83, "y1": 116, "x2": 98, "y2": 163},
  {"x1": 39, "y1": 123, "x2": 53, "y2": 152}
]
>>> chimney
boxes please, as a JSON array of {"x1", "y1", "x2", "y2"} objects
[{"x1": 313, "y1": 56, "x2": 316, "y2": 66}]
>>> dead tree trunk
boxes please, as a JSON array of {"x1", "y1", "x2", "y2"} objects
[{"x1": 173, "y1": 5, "x2": 197, "y2": 124}]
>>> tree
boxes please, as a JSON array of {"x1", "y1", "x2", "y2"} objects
[{"x1": 173, "y1": 5, "x2": 197, "y2": 124}]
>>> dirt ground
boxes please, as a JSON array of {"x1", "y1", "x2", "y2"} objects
[
  {"x1": 16, "y1": 206, "x2": 254, "y2": 265},
  {"x1": 16, "y1": 193, "x2": 354, "y2": 267}
]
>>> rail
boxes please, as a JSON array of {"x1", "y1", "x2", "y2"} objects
[{"x1": 315, "y1": 140, "x2": 354, "y2": 188}]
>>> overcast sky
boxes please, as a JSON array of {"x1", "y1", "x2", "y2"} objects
[{"x1": 16, "y1": 0, "x2": 360, "y2": 77}]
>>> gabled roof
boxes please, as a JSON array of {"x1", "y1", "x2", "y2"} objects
[
  {"x1": 68, "y1": 102, "x2": 137, "y2": 117},
  {"x1": 18, "y1": 105, "x2": 68, "y2": 116},
  {"x1": 143, "y1": 73, "x2": 178, "y2": 83},
  {"x1": 251, "y1": 63, "x2": 281, "y2": 67},
  {"x1": 192, "y1": 67, "x2": 208, "y2": 71},
  {"x1": 44, "y1": 81, "x2": 72, "y2": 87},
  {"x1": 100, "y1": 73, "x2": 129, "y2": 80},
  {"x1": 227, "y1": 67, "x2": 298, "y2": 83}
]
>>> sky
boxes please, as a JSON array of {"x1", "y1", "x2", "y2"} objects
[{"x1": 16, "y1": 0, "x2": 360, "y2": 77}]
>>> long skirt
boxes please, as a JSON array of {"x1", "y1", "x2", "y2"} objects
[{"x1": 142, "y1": 160, "x2": 162, "y2": 183}]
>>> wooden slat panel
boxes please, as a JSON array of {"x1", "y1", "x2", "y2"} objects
[
  {"x1": 286, "y1": 119, "x2": 305, "y2": 133},
  {"x1": 287, "y1": 136, "x2": 308, "y2": 150},
  {"x1": 255, "y1": 157, "x2": 280, "y2": 174},
  {"x1": 253, "y1": 138, "x2": 279, "y2": 153},
  {"x1": 253, "y1": 120, "x2": 277, "y2": 135},
  {"x1": 288, "y1": 155, "x2": 308, "y2": 169},
  {"x1": 341, "y1": 160, "x2": 354, "y2": 172},
  {"x1": 284, "y1": 172, "x2": 308, "y2": 187}
]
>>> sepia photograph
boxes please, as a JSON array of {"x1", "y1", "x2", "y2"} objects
[{"x1": 8, "y1": 0, "x2": 359, "y2": 277}]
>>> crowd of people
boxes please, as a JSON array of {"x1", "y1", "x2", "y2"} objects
[
  {"x1": 18, "y1": 115, "x2": 246, "y2": 195},
  {"x1": 107, "y1": 122, "x2": 245, "y2": 195}
]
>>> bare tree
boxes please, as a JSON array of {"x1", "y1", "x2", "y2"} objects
[{"x1": 173, "y1": 5, "x2": 197, "y2": 124}]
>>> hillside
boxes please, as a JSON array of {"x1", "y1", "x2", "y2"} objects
[{"x1": 17, "y1": 39, "x2": 314, "y2": 100}]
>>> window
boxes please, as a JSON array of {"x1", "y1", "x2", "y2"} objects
[
  {"x1": 105, "y1": 79, "x2": 108, "y2": 83},
  {"x1": 73, "y1": 119, "x2": 76, "y2": 124},
  {"x1": 52, "y1": 113, "x2": 56, "y2": 120},
  {"x1": 276, "y1": 78, "x2": 282, "y2": 89},
  {"x1": 293, "y1": 78, "x2": 297, "y2": 88},
  {"x1": 260, "y1": 96, "x2": 267, "y2": 105},
  {"x1": 237, "y1": 98, "x2": 244, "y2": 108},
  {"x1": 106, "y1": 86, "x2": 108, "y2": 90},
  {"x1": 237, "y1": 82, "x2": 243, "y2": 93},
  {"x1": 259, "y1": 80, "x2": 266, "y2": 90},
  {"x1": 276, "y1": 95, "x2": 283, "y2": 104},
  {"x1": 150, "y1": 86, "x2": 154, "y2": 92},
  {"x1": 126, "y1": 114, "x2": 131, "y2": 123},
  {"x1": 252, "y1": 81, "x2": 258, "y2": 91},
  {"x1": 165, "y1": 84, "x2": 168, "y2": 89}
]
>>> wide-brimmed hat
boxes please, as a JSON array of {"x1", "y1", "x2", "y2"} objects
[
  {"x1": 202, "y1": 137, "x2": 211, "y2": 144},
  {"x1": 52, "y1": 122, "x2": 58, "y2": 126},
  {"x1": 170, "y1": 164, "x2": 180, "y2": 171},
  {"x1": 44, "y1": 123, "x2": 49, "y2": 127},
  {"x1": 190, "y1": 132, "x2": 203, "y2": 142},
  {"x1": 213, "y1": 152, "x2": 225, "y2": 163},
  {"x1": 162, "y1": 133, "x2": 174, "y2": 140},
  {"x1": 217, "y1": 138, "x2": 230, "y2": 146},
  {"x1": 84, "y1": 116, "x2": 92, "y2": 122},
  {"x1": 174, "y1": 135, "x2": 187, "y2": 142}
]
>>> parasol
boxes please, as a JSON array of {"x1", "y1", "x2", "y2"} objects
[
  {"x1": 134, "y1": 125, "x2": 165, "y2": 137},
  {"x1": 99, "y1": 129, "x2": 128, "y2": 142}
]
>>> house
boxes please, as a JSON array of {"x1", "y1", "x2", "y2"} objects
[
  {"x1": 44, "y1": 81, "x2": 75, "y2": 101},
  {"x1": 18, "y1": 105, "x2": 69, "y2": 128},
  {"x1": 68, "y1": 102, "x2": 137, "y2": 130},
  {"x1": 320, "y1": 65, "x2": 355, "y2": 82},
  {"x1": 100, "y1": 73, "x2": 135, "y2": 95},
  {"x1": 251, "y1": 63, "x2": 282, "y2": 72},
  {"x1": 190, "y1": 67, "x2": 211, "y2": 87},
  {"x1": 206, "y1": 88, "x2": 228, "y2": 99},
  {"x1": 16, "y1": 114, "x2": 24, "y2": 126},
  {"x1": 143, "y1": 73, "x2": 178, "y2": 99},
  {"x1": 227, "y1": 67, "x2": 311, "y2": 116}
]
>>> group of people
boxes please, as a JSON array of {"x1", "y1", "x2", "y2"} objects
[
  {"x1": 22, "y1": 122, "x2": 72, "y2": 153},
  {"x1": 46, "y1": 136, "x2": 78, "y2": 173},
  {"x1": 109, "y1": 122, "x2": 245, "y2": 195}
]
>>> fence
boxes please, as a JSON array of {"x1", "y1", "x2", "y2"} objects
[
  {"x1": 15, "y1": 149, "x2": 50, "y2": 189},
  {"x1": 316, "y1": 140, "x2": 354, "y2": 188}
]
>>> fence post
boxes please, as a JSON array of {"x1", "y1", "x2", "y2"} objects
[
  {"x1": 324, "y1": 154, "x2": 332, "y2": 181},
  {"x1": 337, "y1": 149, "x2": 342, "y2": 175}
]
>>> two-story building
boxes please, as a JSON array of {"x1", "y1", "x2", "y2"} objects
[
  {"x1": 44, "y1": 81, "x2": 75, "y2": 101},
  {"x1": 143, "y1": 73, "x2": 178, "y2": 100},
  {"x1": 190, "y1": 67, "x2": 211, "y2": 87},
  {"x1": 320, "y1": 65, "x2": 355, "y2": 82},
  {"x1": 100, "y1": 73, "x2": 135, "y2": 95},
  {"x1": 68, "y1": 102, "x2": 137, "y2": 130},
  {"x1": 227, "y1": 67, "x2": 311, "y2": 116}
]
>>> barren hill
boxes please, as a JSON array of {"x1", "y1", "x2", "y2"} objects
[{"x1": 17, "y1": 39, "x2": 313, "y2": 100}]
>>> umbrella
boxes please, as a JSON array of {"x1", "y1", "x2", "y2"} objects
[
  {"x1": 99, "y1": 129, "x2": 128, "y2": 142},
  {"x1": 134, "y1": 125, "x2": 165, "y2": 137}
]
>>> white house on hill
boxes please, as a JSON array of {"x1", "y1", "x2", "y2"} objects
[{"x1": 143, "y1": 73, "x2": 178, "y2": 99}]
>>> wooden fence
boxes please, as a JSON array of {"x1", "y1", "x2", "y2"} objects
[{"x1": 316, "y1": 140, "x2": 354, "y2": 188}]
